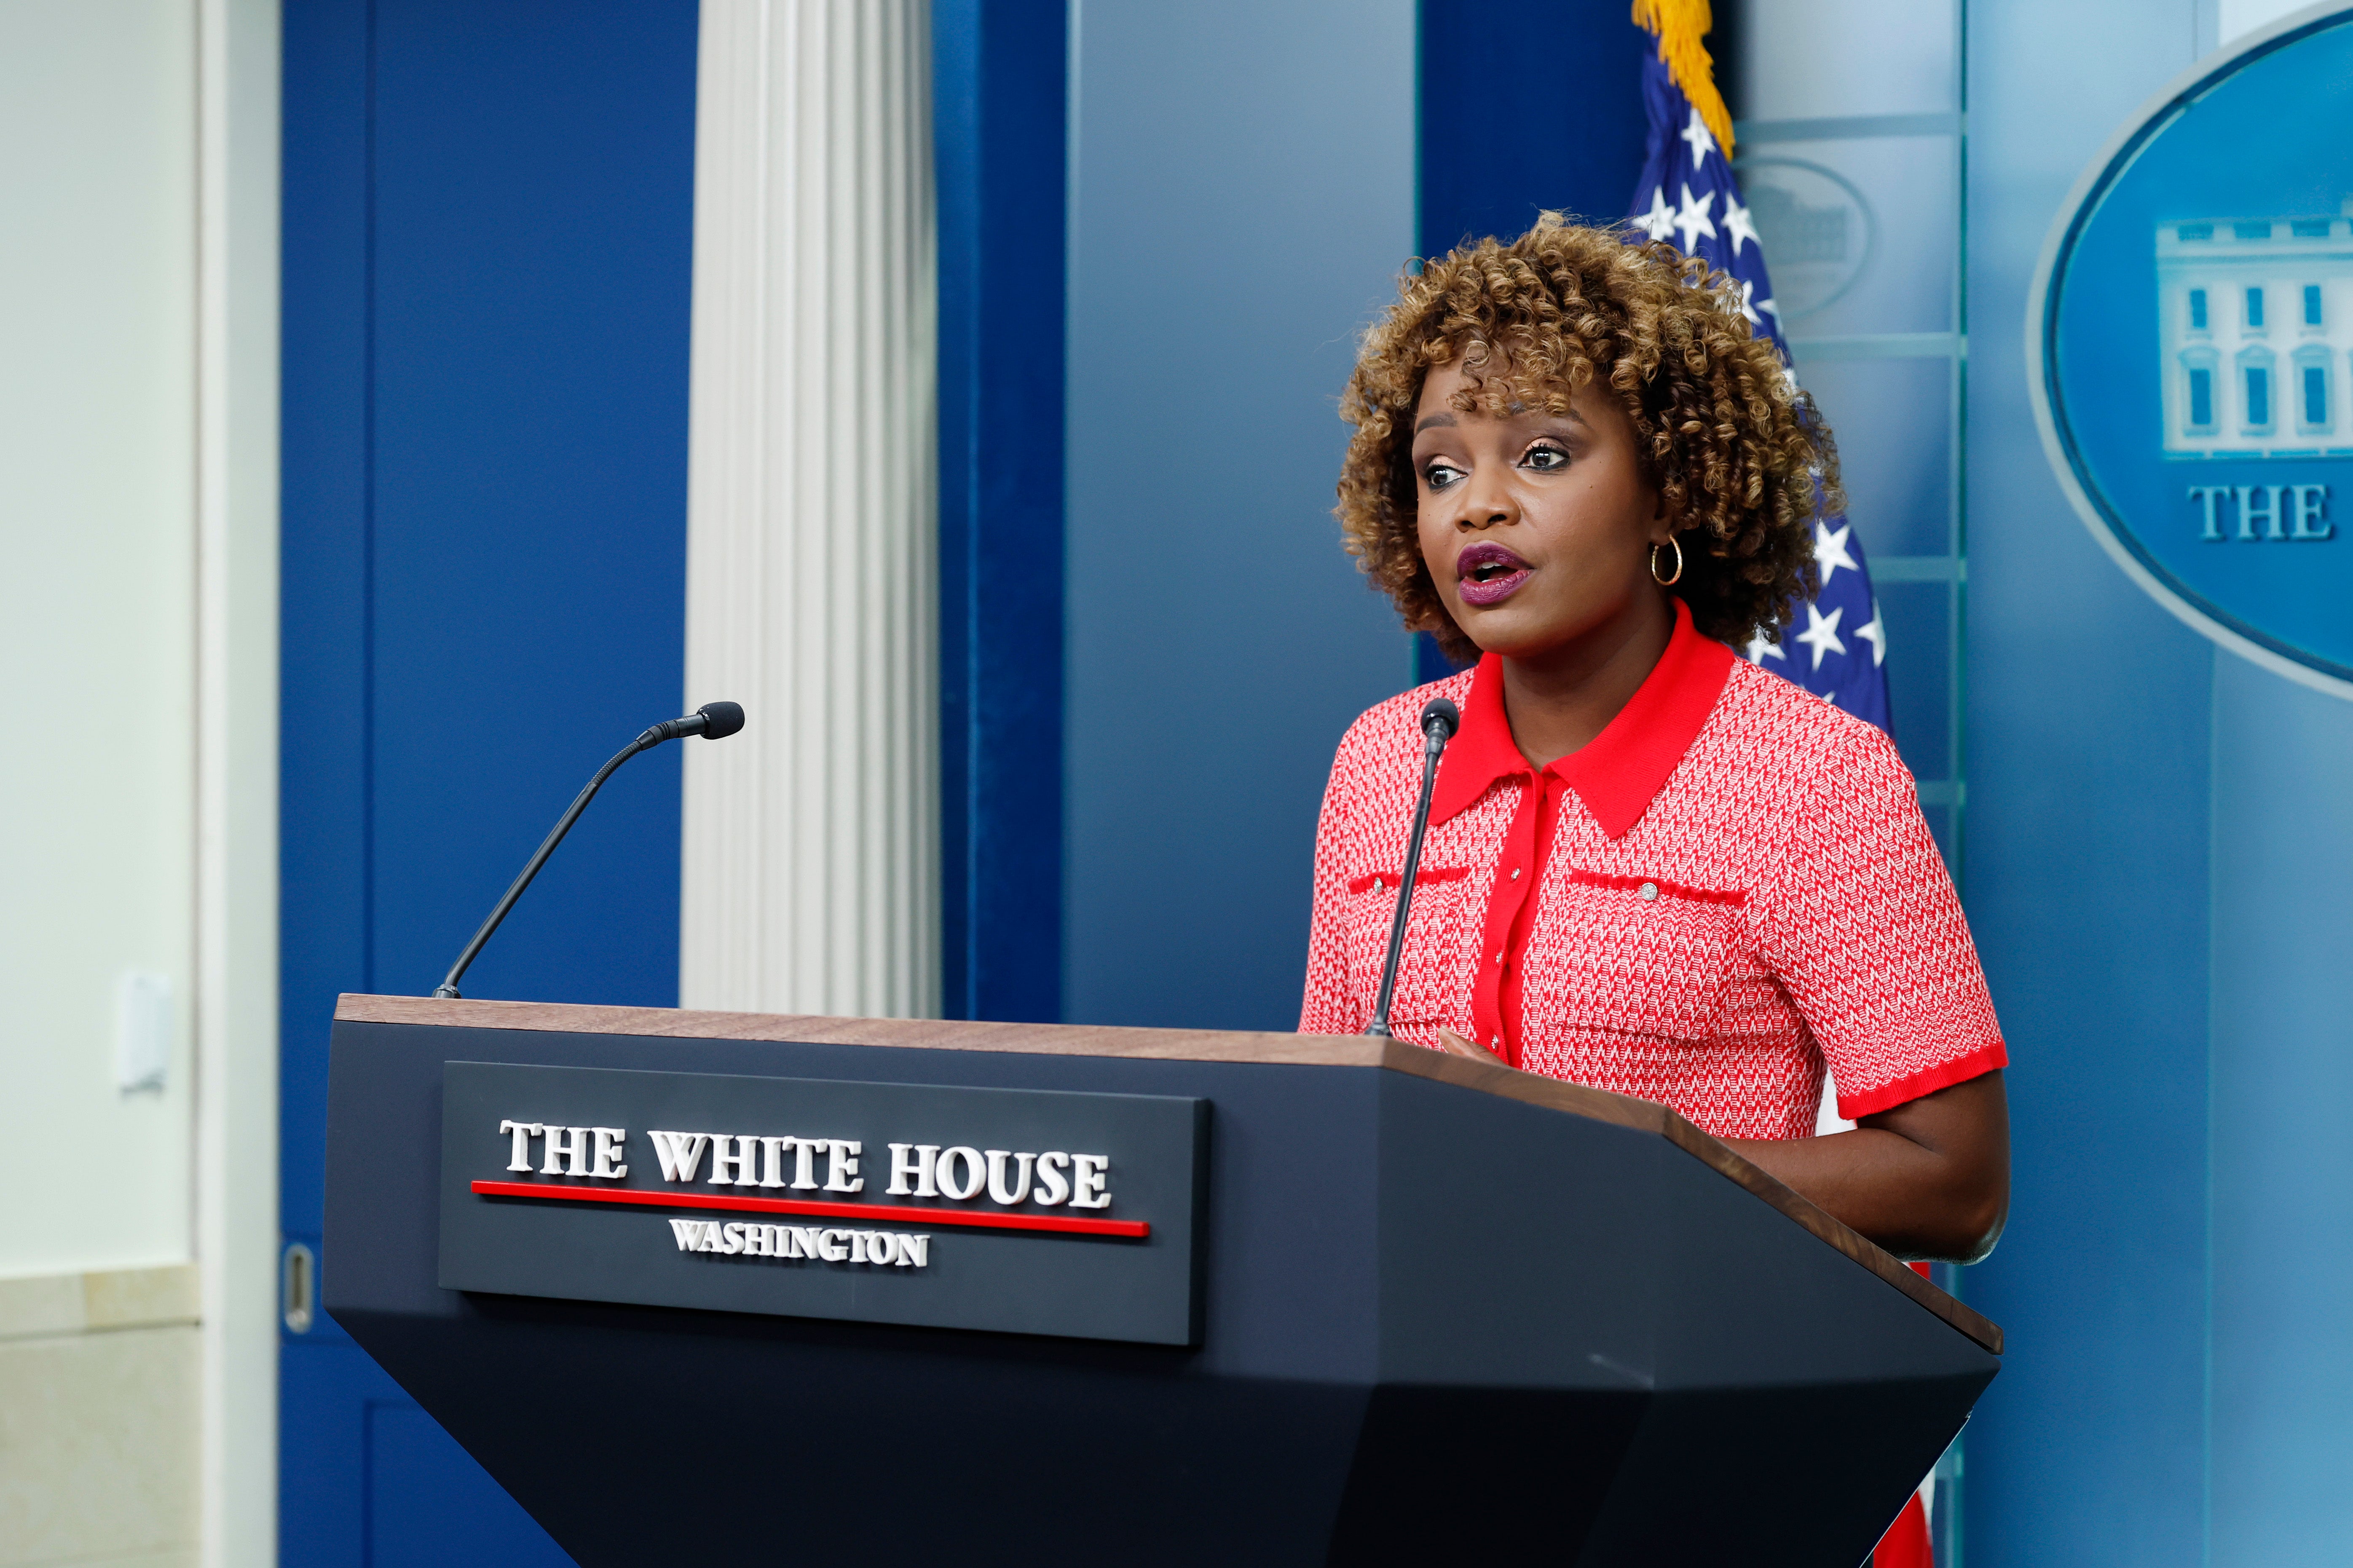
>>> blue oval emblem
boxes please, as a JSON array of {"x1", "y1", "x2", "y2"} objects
[{"x1": 2032, "y1": 5, "x2": 2353, "y2": 695}]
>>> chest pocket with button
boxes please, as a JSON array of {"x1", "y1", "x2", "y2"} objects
[
  {"x1": 1521, "y1": 872, "x2": 1747, "y2": 1046},
  {"x1": 1341, "y1": 865, "x2": 1474, "y2": 1026}
]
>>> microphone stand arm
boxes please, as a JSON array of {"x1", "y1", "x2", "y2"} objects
[
  {"x1": 1364, "y1": 718, "x2": 1450, "y2": 1039},
  {"x1": 431, "y1": 724, "x2": 668, "y2": 1001}
]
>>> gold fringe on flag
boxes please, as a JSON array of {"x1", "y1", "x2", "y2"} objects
[{"x1": 1631, "y1": 0, "x2": 1735, "y2": 157}]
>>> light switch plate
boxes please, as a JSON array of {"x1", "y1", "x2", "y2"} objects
[{"x1": 115, "y1": 971, "x2": 173, "y2": 1093}]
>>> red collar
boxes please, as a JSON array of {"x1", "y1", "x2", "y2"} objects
[{"x1": 1429, "y1": 598, "x2": 1736, "y2": 840}]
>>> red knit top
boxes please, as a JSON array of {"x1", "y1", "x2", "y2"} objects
[{"x1": 1299, "y1": 601, "x2": 2007, "y2": 1140}]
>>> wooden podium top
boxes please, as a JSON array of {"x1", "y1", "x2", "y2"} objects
[{"x1": 336, "y1": 993, "x2": 2000, "y2": 1354}]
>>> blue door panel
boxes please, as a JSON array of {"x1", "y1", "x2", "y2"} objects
[
  {"x1": 280, "y1": 0, "x2": 372, "y2": 1266},
  {"x1": 282, "y1": 1342, "x2": 576, "y2": 1568},
  {"x1": 367, "y1": 1401, "x2": 576, "y2": 1568},
  {"x1": 281, "y1": 0, "x2": 698, "y2": 1561},
  {"x1": 362, "y1": 0, "x2": 697, "y2": 1006}
]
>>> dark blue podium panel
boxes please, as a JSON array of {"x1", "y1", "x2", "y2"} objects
[
  {"x1": 327, "y1": 998, "x2": 2000, "y2": 1565},
  {"x1": 437, "y1": 1061, "x2": 1206, "y2": 1343}
]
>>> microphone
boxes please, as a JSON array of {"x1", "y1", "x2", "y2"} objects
[
  {"x1": 1364, "y1": 697, "x2": 1461, "y2": 1038},
  {"x1": 644, "y1": 700, "x2": 744, "y2": 743},
  {"x1": 431, "y1": 701, "x2": 746, "y2": 1000}
]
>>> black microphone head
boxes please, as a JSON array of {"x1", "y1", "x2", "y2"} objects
[
  {"x1": 695, "y1": 701, "x2": 745, "y2": 740},
  {"x1": 1420, "y1": 697, "x2": 1461, "y2": 742}
]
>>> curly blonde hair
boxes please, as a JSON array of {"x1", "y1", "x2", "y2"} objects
[{"x1": 1335, "y1": 214, "x2": 1841, "y2": 662}]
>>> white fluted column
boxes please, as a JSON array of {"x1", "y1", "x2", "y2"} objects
[{"x1": 681, "y1": 0, "x2": 938, "y2": 1018}]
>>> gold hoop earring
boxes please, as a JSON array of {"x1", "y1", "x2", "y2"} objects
[{"x1": 1651, "y1": 537, "x2": 1684, "y2": 587}]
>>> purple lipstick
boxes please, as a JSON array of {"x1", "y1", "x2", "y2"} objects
[{"x1": 1455, "y1": 542, "x2": 1533, "y2": 606}]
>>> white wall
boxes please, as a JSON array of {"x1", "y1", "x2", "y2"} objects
[
  {"x1": 0, "y1": 2, "x2": 279, "y2": 1563},
  {"x1": 0, "y1": 0, "x2": 201, "y2": 1281}
]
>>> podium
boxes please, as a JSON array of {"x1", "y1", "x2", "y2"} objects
[{"x1": 324, "y1": 994, "x2": 2000, "y2": 1565}]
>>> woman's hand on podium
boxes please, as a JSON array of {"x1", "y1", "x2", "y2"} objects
[{"x1": 1436, "y1": 1028, "x2": 1510, "y2": 1068}]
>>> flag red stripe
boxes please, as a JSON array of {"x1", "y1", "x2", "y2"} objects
[{"x1": 468, "y1": 1179, "x2": 1150, "y2": 1238}]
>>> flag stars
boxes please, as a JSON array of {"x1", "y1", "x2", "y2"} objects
[
  {"x1": 1639, "y1": 185, "x2": 1676, "y2": 242},
  {"x1": 1812, "y1": 520, "x2": 1859, "y2": 589},
  {"x1": 1673, "y1": 183, "x2": 1717, "y2": 253},
  {"x1": 1795, "y1": 603, "x2": 1848, "y2": 670},
  {"x1": 1721, "y1": 195, "x2": 1759, "y2": 258},
  {"x1": 1679, "y1": 107, "x2": 1717, "y2": 166},
  {"x1": 1629, "y1": 82, "x2": 1887, "y2": 728},
  {"x1": 1855, "y1": 599, "x2": 1888, "y2": 667}
]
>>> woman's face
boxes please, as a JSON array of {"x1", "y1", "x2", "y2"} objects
[{"x1": 1410, "y1": 359, "x2": 1670, "y2": 661}]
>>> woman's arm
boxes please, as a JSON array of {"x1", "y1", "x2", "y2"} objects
[
  {"x1": 1722, "y1": 1071, "x2": 2009, "y2": 1263},
  {"x1": 1437, "y1": 1032, "x2": 2010, "y2": 1262}
]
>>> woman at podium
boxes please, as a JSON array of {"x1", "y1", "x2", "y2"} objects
[{"x1": 1301, "y1": 217, "x2": 2008, "y2": 1263}]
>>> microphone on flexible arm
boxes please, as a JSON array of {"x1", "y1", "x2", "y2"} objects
[
  {"x1": 1364, "y1": 697, "x2": 1462, "y2": 1038},
  {"x1": 431, "y1": 701, "x2": 746, "y2": 1000}
]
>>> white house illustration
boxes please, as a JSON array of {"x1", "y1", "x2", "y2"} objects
[{"x1": 2156, "y1": 201, "x2": 2353, "y2": 458}]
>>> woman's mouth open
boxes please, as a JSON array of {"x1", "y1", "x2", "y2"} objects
[{"x1": 1456, "y1": 542, "x2": 1533, "y2": 606}]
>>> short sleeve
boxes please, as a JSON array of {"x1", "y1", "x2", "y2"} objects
[
  {"x1": 1299, "y1": 736, "x2": 1367, "y2": 1036},
  {"x1": 1746, "y1": 725, "x2": 2006, "y2": 1119}
]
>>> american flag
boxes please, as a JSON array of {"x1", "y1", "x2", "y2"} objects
[{"x1": 1628, "y1": 49, "x2": 1892, "y2": 732}]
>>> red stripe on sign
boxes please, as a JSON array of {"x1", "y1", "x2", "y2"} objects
[{"x1": 468, "y1": 1180, "x2": 1150, "y2": 1238}]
